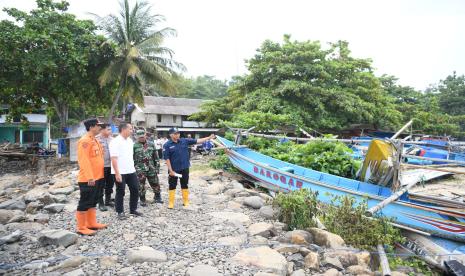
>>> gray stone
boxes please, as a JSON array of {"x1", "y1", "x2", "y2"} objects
[
  {"x1": 233, "y1": 246, "x2": 287, "y2": 276},
  {"x1": 229, "y1": 180, "x2": 244, "y2": 190},
  {"x1": 7, "y1": 222, "x2": 44, "y2": 232},
  {"x1": 259, "y1": 205, "x2": 275, "y2": 219},
  {"x1": 322, "y1": 256, "x2": 343, "y2": 271},
  {"x1": 322, "y1": 268, "x2": 342, "y2": 276},
  {"x1": 56, "y1": 256, "x2": 88, "y2": 269},
  {"x1": 218, "y1": 235, "x2": 246, "y2": 246},
  {"x1": 169, "y1": 260, "x2": 188, "y2": 271},
  {"x1": 117, "y1": 267, "x2": 134, "y2": 275},
  {"x1": 187, "y1": 264, "x2": 222, "y2": 276},
  {"x1": 224, "y1": 188, "x2": 243, "y2": 197},
  {"x1": 0, "y1": 198, "x2": 26, "y2": 210},
  {"x1": 38, "y1": 229, "x2": 78, "y2": 247},
  {"x1": 24, "y1": 187, "x2": 55, "y2": 205},
  {"x1": 258, "y1": 193, "x2": 274, "y2": 202},
  {"x1": 287, "y1": 253, "x2": 304, "y2": 263},
  {"x1": 346, "y1": 265, "x2": 373, "y2": 275},
  {"x1": 127, "y1": 246, "x2": 167, "y2": 263},
  {"x1": 243, "y1": 196, "x2": 264, "y2": 209},
  {"x1": 0, "y1": 209, "x2": 24, "y2": 223},
  {"x1": 64, "y1": 268, "x2": 85, "y2": 276},
  {"x1": 291, "y1": 269, "x2": 305, "y2": 276},
  {"x1": 25, "y1": 201, "x2": 44, "y2": 214},
  {"x1": 51, "y1": 194, "x2": 68, "y2": 203},
  {"x1": 49, "y1": 186, "x2": 74, "y2": 195},
  {"x1": 248, "y1": 222, "x2": 276, "y2": 238},
  {"x1": 249, "y1": 235, "x2": 269, "y2": 246},
  {"x1": 44, "y1": 203, "x2": 66, "y2": 213},
  {"x1": 22, "y1": 261, "x2": 49, "y2": 270},
  {"x1": 7, "y1": 214, "x2": 26, "y2": 223},
  {"x1": 324, "y1": 249, "x2": 358, "y2": 268},
  {"x1": 33, "y1": 213, "x2": 50, "y2": 224},
  {"x1": 206, "y1": 183, "x2": 225, "y2": 195},
  {"x1": 0, "y1": 230, "x2": 23, "y2": 245}
]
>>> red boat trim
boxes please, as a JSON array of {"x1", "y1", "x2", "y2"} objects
[{"x1": 402, "y1": 213, "x2": 465, "y2": 234}]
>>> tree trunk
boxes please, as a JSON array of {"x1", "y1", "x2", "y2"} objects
[
  {"x1": 50, "y1": 98, "x2": 69, "y2": 137},
  {"x1": 108, "y1": 80, "x2": 125, "y2": 124}
]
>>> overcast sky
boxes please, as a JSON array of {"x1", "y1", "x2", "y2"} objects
[{"x1": 1, "y1": 0, "x2": 464, "y2": 90}]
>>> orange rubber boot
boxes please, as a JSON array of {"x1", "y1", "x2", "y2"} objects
[
  {"x1": 76, "y1": 211, "x2": 96, "y2": 235},
  {"x1": 86, "y1": 208, "x2": 107, "y2": 230}
]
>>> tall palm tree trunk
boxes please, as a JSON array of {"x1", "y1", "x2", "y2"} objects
[{"x1": 108, "y1": 80, "x2": 125, "y2": 124}]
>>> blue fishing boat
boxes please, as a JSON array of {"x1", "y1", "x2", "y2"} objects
[{"x1": 217, "y1": 136, "x2": 465, "y2": 245}]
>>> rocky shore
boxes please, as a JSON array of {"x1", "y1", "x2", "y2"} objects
[{"x1": 0, "y1": 159, "x2": 412, "y2": 275}]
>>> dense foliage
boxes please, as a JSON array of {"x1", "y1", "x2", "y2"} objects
[
  {"x1": 0, "y1": 0, "x2": 115, "y2": 133},
  {"x1": 193, "y1": 36, "x2": 465, "y2": 138},
  {"x1": 273, "y1": 189, "x2": 320, "y2": 230},
  {"x1": 321, "y1": 195, "x2": 403, "y2": 250},
  {"x1": 243, "y1": 136, "x2": 360, "y2": 179},
  {"x1": 174, "y1": 75, "x2": 228, "y2": 99}
]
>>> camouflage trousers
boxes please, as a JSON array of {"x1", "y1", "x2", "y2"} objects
[{"x1": 137, "y1": 170, "x2": 160, "y2": 198}]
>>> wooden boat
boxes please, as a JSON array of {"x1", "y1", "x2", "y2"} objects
[{"x1": 217, "y1": 136, "x2": 465, "y2": 246}]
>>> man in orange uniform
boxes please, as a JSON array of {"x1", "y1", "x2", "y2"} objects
[{"x1": 76, "y1": 118, "x2": 108, "y2": 235}]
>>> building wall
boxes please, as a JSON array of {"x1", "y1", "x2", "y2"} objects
[
  {"x1": 0, "y1": 127, "x2": 16, "y2": 143},
  {"x1": 0, "y1": 125, "x2": 48, "y2": 146}
]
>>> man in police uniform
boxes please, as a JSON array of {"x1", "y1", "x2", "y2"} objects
[
  {"x1": 163, "y1": 128, "x2": 215, "y2": 209},
  {"x1": 134, "y1": 129, "x2": 162, "y2": 206}
]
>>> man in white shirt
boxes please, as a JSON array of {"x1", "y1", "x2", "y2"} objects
[{"x1": 109, "y1": 122, "x2": 142, "y2": 219}]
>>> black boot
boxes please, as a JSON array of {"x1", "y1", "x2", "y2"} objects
[
  {"x1": 140, "y1": 195, "x2": 147, "y2": 207},
  {"x1": 105, "y1": 195, "x2": 114, "y2": 207},
  {"x1": 98, "y1": 202, "x2": 108, "y2": 211},
  {"x1": 154, "y1": 192, "x2": 163, "y2": 204}
]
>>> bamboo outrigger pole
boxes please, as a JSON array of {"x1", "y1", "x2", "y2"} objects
[
  {"x1": 366, "y1": 181, "x2": 418, "y2": 216},
  {"x1": 377, "y1": 244, "x2": 392, "y2": 276}
]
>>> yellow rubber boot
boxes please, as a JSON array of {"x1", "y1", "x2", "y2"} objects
[
  {"x1": 182, "y1": 189, "x2": 189, "y2": 207},
  {"x1": 76, "y1": 211, "x2": 96, "y2": 235},
  {"x1": 86, "y1": 208, "x2": 107, "y2": 230},
  {"x1": 168, "y1": 190, "x2": 175, "y2": 209}
]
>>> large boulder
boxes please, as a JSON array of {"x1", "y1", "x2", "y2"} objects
[
  {"x1": 38, "y1": 229, "x2": 78, "y2": 247},
  {"x1": 346, "y1": 265, "x2": 373, "y2": 275},
  {"x1": 0, "y1": 230, "x2": 23, "y2": 245},
  {"x1": 259, "y1": 206, "x2": 276, "y2": 219},
  {"x1": 308, "y1": 228, "x2": 345, "y2": 248},
  {"x1": 282, "y1": 230, "x2": 313, "y2": 245},
  {"x1": 44, "y1": 203, "x2": 66, "y2": 213},
  {"x1": 187, "y1": 264, "x2": 222, "y2": 276},
  {"x1": 127, "y1": 246, "x2": 167, "y2": 263},
  {"x1": 243, "y1": 196, "x2": 264, "y2": 209},
  {"x1": 24, "y1": 187, "x2": 55, "y2": 205},
  {"x1": 248, "y1": 222, "x2": 276, "y2": 238},
  {"x1": 206, "y1": 182, "x2": 225, "y2": 195},
  {"x1": 0, "y1": 198, "x2": 26, "y2": 211},
  {"x1": 273, "y1": 244, "x2": 301, "y2": 254},
  {"x1": 48, "y1": 186, "x2": 74, "y2": 195},
  {"x1": 0, "y1": 209, "x2": 24, "y2": 224},
  {"x1": 232, "y1": 246, "x2": 288, "y2": 276},
  {"x1": 7, "y1": 222, "x2": 44, "y2": 232},
  {"x1": 303, "y1": 252, "x2": 319, "y2": 269},
  {"x1": 25, "y1": 201, "x2": 44, "y2": 214},
  {"x1": 323, "y1": 249, "x2": 358, "y2": 268}
]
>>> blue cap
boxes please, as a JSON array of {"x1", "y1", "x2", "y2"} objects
[{"x1": 168, "y1": 127, "x2": 180, "y2": 134}]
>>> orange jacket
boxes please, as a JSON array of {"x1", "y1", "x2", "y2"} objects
[{"x1": 77, "y1": 133, "x2": 104, "y2": 182}]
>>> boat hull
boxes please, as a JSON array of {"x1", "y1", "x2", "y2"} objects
[{"x1": 217, "y1": 137, "x2": 465, "y2": 243}]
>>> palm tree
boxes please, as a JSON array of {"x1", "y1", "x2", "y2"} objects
[{"x1": 94, "y1": 0, "x2": 184, "y2": 123}]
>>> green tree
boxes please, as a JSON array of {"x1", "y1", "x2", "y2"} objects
[
  {"x1": 437, "y1": 72, "x2": 465, "y2": 116},
  {"x1": 0, "y1": 0, "x2": 115, "y2": 132},
  {"x1": 94, "y1": 0, "x2": 184, "y2": 123},
  {"x1": 174, "y1": 75, "x2": 228, "y2": 99},
  {"x1": 194, "y1": 36, "x2": 402, "y2": 132}
]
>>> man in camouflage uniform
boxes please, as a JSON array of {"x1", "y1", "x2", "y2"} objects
[{"x1": 133, "y1": 129, "x2": 162, "y2": 206}]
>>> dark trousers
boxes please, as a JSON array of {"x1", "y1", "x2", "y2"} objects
[
  {"x1": 168, "y1": 168, "x2": 189, "y2": 190},
  {"x1": 103, "y1": 167, "x2": 114, "y2": 200},
  {"x1": 77, "y1": 179, "x2": 103, "y2": 211},
  {"x1": 157, "y1": 149, "x2": 163, "y2": 160},
  {"x1": 114, "y1": 173, "x2": 139, "y2": 213}
]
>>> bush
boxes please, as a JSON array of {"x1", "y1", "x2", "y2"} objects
[
  {"x1": 273, "y1": 189, "x2": 321, "y2": 230},
  {"x1": 208, "y1": 151, "x2": 237, "y2": 172},
  {"x1": 321, "y1": 195, "x2": 403, "y2": 250}
]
